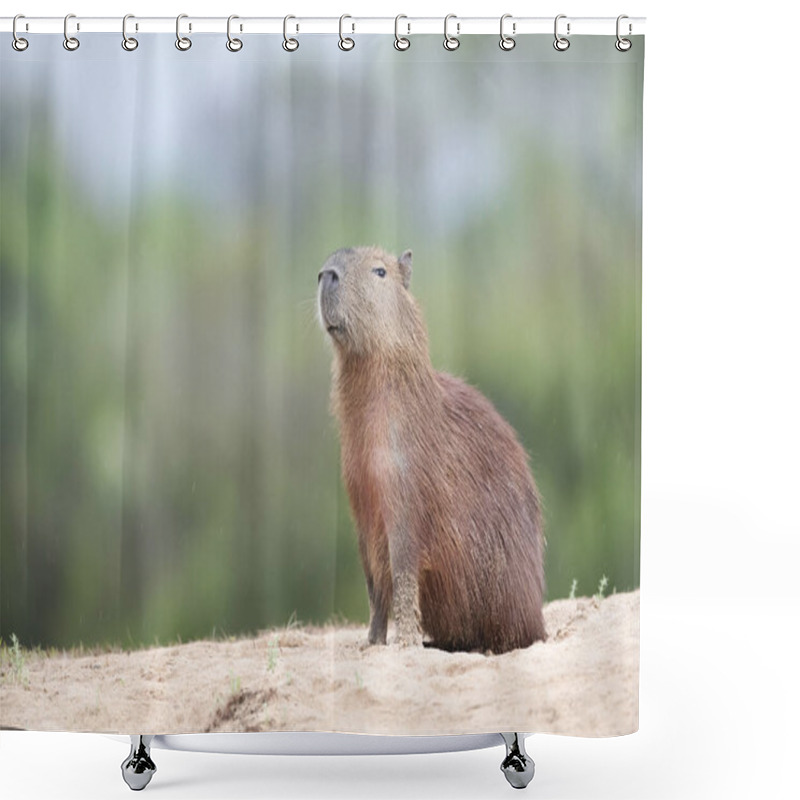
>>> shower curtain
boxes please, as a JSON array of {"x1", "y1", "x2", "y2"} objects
[{"x1": 1, "y1": 28, "x2": 643, "y2": 737}]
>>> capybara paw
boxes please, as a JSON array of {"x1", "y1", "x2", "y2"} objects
[
  {"x1": 366, "y1": 627, "x2": 387, "y2": 646},
  {"x1": 394, "y1": 627, "x2": 424, "y2": 648}
]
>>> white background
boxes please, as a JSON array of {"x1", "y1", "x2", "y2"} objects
[{"x1": 2, "y1": 1, "x2": 799, "y2": 798}]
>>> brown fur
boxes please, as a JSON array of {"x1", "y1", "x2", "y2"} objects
[{"x1": 318, "y1": 246, "x2": 546, "y2": 653}]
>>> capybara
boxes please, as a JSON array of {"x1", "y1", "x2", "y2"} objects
[{"x1": 318, "y1": 246, "x2": 546, "y2": 653}]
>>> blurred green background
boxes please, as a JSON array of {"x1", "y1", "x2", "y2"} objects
[{"x1": 1, "y1": 35, "x2": 642, "y2": 649}]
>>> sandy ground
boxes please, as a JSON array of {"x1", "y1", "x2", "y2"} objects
[{"x1": 0, "y1": 591, "x2": 638, "y2": 737}]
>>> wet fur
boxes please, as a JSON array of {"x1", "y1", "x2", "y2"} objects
[{"x1": 319, "y1": 246, "x2": 546, "y2": 653}]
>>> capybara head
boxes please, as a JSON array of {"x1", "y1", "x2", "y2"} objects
[{"x1": 318, "y1": 246, "x2": 421, "y2": 356}]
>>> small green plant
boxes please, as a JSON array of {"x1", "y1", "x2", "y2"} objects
[
  {"x1": 354, "y1": 670, "x2": 364, "y2": 690},
  {"x1": 569, "y1": 578, "x2": 578, "y2": 600},
  {"x1": 284, "y1": 611, "x2": 299, "y2": 631},
  {"x1": 594, "y1": 575, "x2": 609, "y2": 601},
  {"x1": 3, "y1": 633, "x2": 29, "y2": 686},
  {"x1": 267, "y1": 636, "x2": 279, "y2": 673},
  {"x1": 228, "y1": 671, "x2": 241, "y2": 695}
]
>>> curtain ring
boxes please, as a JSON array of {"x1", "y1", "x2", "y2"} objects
[
  {"x1": 282, "y1": 15, "x2": 299, "y2": 51},
  {"x1": 553, "y1": 14, "x2": 570, "y2": 51},
  {"x1": 175, "y1": 14, "x2": 192, "y2": 51},
  {"x1": 499, "y1": 14, "x2": 516, "y2": 51},
  {"x1": 122, "y1": 14, "x2": 138, "y2": 51},
  {"x1": 394, "y1": 14, "x2": 410, "y2": 51},
  {"x1": 443, "y1": 14, "x2": 460, "y2": 51},
  {"x1": 12, "y1": 15, "x2": 28, "y2": 52},
  {"x1": 615, "y1": 15, "x2": 632, "y2": 52},
  {"x1": 339, "y1": 14, "x2": 355, "y2": 51},
  {"x1": 63, "y1": 13, "x2": 80, "y2": 51},
  {"x1": 226, "y1": 15, "x2": 243, "y2": 52}
]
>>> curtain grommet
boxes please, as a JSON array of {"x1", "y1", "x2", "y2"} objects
[
  {"x1": 175, "y1": 14, "x2": 192, "y2": 51},
  {"x1": 12, "y1": 15, "x2": 29, "y2": 51},
  {"x1": 443, "y1": 14, "x2": 460, "y2": 51},
  {"x1": 121, "y1": 14, "x2": 138, "y2": 51},
  {"x1": 226, "y1": 15, "x2": 243, "y2": 52},
  {"x1": 338, "y1": 15, "x2": 355, "y2": 51},
  {"x1": 394, "y1": 15, "x2": 410, "y2": 51},
  {"x1": 499, "y1": 14, "x2": 516, "y2": 51},
  {"x1": 63, "y1": 13, "x2": 80, "y2": 51},
  {"x1": 615, "y1": 15, "x2": 632, "y2": 51},
  {"x1": 282, "y1": 15, "x2": 299, "y2": 52},
  {"x1": 553, "y1": 14, "x2": 570, "y2": 52}
]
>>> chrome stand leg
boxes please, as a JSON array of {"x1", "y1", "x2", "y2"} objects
[
  {"x1": 500, "y1": 733, "x2": 535, "y2": 789},
  {"x1": 121, "y1": 735, "x2": 156, "y2": 791}
]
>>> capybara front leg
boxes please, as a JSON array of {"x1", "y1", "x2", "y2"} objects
[
  {"x1": 367, "y1": 579, "x2": 389, "y2": 645},
  {"x1": 392, "y1": 571, "x2": 423, "y2": 647}
]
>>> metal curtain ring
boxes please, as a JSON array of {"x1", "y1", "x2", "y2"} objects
[
  {"x1": 283, "y1": 15, "x2": 299, "y2": 51},
  {"x1": 63, "y1": 13, "x2": 80, "y2": 51},
  {"x1": 226, "y1": 15, "x2": 243, "y2": 51},
  {"x1": 499, "y1": 14, "x2": 515, "y2": 51},
  {"x1": 615, "y1": 14, "x2": 632, "y2": 52},
  {"x1": 443, "y1": 14, "x2": 460, "y2": 51},
  {"x1": 339, "y1": 14, "x2": 355, "y2": 51},
  {"x1": 122, "y1": 14, "x2": 138, "y2": 51},
  {"x1": 12, "y1": 14, "x2": 28, "y2": 51},
  {"x1": 553, "y1": 14, "x2": 570, "y2": 51},
  {"x1": 176, "y1": 14, "x2": 192, "y2": 51},
  {"x1": 394, "y1": 14, "x2": 410, "y2": 51}
]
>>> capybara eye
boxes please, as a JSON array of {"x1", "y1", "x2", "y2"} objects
[{"x1": 372, "y1": 267, "x2": 386, "y2": 278}]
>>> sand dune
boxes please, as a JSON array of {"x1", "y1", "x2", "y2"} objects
[{"x1": 0, "y1": 591, "x2": 638, "y2": 737}]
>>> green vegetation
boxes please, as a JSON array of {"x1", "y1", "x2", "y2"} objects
[
  {"x1": 0, "y1": 634, "x2": 29, "y2": 686},
  {"x1": 1, "y1": 40, "x2": 641, "y2": 649}
]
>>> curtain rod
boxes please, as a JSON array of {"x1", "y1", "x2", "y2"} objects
[{"x1": 1, "y1": 16, "x2": 646, "y2": 37}]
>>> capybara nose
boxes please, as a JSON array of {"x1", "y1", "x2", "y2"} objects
[{"x1": 318, "y1": 268, "x2": 340, "y2": 293}]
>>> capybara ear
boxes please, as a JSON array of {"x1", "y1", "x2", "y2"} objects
[{"x1": 398, "y1": 249, "x2": 413, "y2": 288}]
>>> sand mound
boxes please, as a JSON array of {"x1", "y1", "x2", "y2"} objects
[{"x1": 0, "y1": 591, "x2": 638, "y2": 737}]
